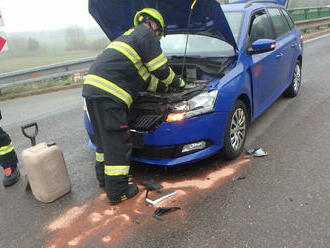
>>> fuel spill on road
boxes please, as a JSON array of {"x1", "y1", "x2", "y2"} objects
[{"x1": 44, "y1": 157, "x2": 250, "y2": 248}]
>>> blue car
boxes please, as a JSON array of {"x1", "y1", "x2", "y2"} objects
[{"x1": 84, "y1": 0, "x2": 303, "y2": 166}]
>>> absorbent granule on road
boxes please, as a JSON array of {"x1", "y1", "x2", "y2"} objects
[{"x1": 44, "y1": 157, "x2": 251, "y2": 248}]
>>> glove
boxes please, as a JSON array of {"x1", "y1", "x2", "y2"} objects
[
  {"x1": 167, "y1": 77, "x2": 185, "y2": 93},
  {"x1": 179, "y1": 78, "x2": 185, "y2": 88}
]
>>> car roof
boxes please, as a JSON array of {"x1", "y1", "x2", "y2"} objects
[{"x1": 222, "y1": 2, "x2": 284, "y2": 12}]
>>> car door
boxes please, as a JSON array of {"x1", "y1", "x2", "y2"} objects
[
  {"x1": 281, "y1": 8, "x2": 301, "y2": 80},
  {"x1": 267, "y1": 8, "x2": 296, "y2": 93},
  {"x1": 246, "y1": 9, "x2": 278, "y2": 118}
]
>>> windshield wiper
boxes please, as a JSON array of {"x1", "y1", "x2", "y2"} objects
[{"x1": 169, "y1": 55, "x2": 201, "y2": 59}]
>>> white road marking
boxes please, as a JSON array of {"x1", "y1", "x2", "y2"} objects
[{"x1": 304, "y1": 33, "x2": 330, "y2": 43}]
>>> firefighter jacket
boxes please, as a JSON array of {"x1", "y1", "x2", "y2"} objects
[
  {"x1": 0, "y1": 110, "x2": 18, "y2": 168},
  {"x1": 82, "y1": 24, "x2": 182, "y2": 108}
]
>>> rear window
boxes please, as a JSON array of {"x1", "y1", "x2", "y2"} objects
[
  {"x1": 281, "y1": 9, "x2": 295, "y2": 29},
  {"x1": 268, "y1": 8, "x2": 291, "y2": 38}
]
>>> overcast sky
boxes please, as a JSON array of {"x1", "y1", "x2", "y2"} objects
[{"x1": 0, "y1": 0, "x2": 98, "y2": 33}]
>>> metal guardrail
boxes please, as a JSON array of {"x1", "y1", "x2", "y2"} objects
[
  {"x1": 296, "y1": 16, "x2": 330, "y2": 32},
  {"x1": 287, "y1": 6, "x2": 330, "y2": 33},
  {"x1": 288, "y1": 6, "x2": 330, "y2": 21},
  {"x1": 0, "y1": 57, "x2": 95, "y2": 90},
  {"x1": 1, "y1": 6, "x2": 330, "y2": 92}
]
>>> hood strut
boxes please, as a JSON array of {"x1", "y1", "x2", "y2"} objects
[{"x1": 180, "y1": 0, "x2": 198, "y2": 77}]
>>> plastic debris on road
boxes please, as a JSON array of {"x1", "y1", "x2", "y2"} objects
[
  {"x1": 153, "y1": 207, "x2": 181, "y2": 221},
  {"x1": 247, "y1": 147, "x2": 268, "y2": 157},
  {"x1": 141, "y1": 179, "x2": 176, "y2": 205},
  {"x1": 141, "y1": 179, "x2": 163, "y2": 191},
  {"x1": 232, "y1": 175, "x2": 246, "y2": 181},
  {"x1": 146, "y1": 191, "x2": 176, "y2": 205}
]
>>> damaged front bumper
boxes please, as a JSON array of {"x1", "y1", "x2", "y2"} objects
[
  {"x1": 84, "y1": 107, "x2": 228, "y2": 166},
  {"x1": 131, "y1": 111, "x2": 228, "y2": 166}
]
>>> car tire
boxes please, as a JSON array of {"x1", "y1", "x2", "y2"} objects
[
  {"x1": 222, "y1": 100, "x2": 250, "y2": 160},
  {"x1": 283, "y1": 60, "x2": 301, "y2": 98},
  {"x1": 222, "y1": 100, "x2": 248, "y2": 160}
]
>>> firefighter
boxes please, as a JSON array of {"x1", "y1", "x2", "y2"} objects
[
  {"x1": 0, "y1": 110, "x2": 20, "y2": 187},
  {"x1": 82, "y1": 8, "x2": 185, "y2": 205}
]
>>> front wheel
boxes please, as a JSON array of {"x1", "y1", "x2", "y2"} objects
[
  {"x1": 283, "y1": 61, "x2": 302, "y2": 98},
  {"x1": 222, "y1": 100, "x2": 249, "y2": 160}
]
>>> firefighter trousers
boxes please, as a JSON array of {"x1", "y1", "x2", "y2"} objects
[
  {"x1": 0, "y1": 127, "x2": 18, "y2": 169},
  {"x1": 85, "y1": 98, "x2": 132, "y2": 200}
]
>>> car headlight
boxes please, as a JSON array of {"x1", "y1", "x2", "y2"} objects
[{"x1": 166, "y1": 90, "x2": 218, "y2": 122}]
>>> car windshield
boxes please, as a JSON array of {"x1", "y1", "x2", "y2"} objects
[
  {"x1": 224, "y1": 11, "x2": 244, "y2": 43},
  {"x1": 161, "y1": 11, "x2": 243, "y2": 58}
]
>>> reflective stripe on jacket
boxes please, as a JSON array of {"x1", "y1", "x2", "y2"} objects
[
  {"x1": 84, "y1": 74, "x2": 133, "y2": 108},
  {"x1": 82, "y1": 25, "x2": 180, "y2": 106},
  {"x1": 0, "y1": 142, "x2": 14, "y2": 156}
]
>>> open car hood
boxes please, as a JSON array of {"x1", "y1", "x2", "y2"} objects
[
  {"x1": 89, "y1": 0, "x2": 237, "y2": 50},
  {"x1": 225, "y1": 0, "x2": 287, "y2": 7}
]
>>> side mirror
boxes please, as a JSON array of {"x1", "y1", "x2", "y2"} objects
[{"x1": 248, "y1": 39, "x2": 276, "y2": 54}]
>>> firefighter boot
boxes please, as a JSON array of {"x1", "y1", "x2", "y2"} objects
[
  {"x1": 95, "y1": 162, "x2": 105, "y2": 188},
  {"x1": 107, "y1": 181, "x2": 139, "y2": 205},
  {"x1": 3, "y1": 166, "x2": 20, "y2": 187}
]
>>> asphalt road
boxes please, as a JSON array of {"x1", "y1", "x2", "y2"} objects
[{"x1": 1, "y1": 34, "x2": 330, "y2": 248}]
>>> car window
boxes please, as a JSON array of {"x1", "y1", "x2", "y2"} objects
[
  {"x1": 248, "y1": 9, "x2": 274, "y2": 46},
  {"x1": 281, "y1": 9, "x2": 295, "y2": 29},
  {"x1": 268, "y1": 8, "x2": 291, "y2": 38},
  {"x1": 224, "y1": 12, "x2": 244, "y2": 43}
]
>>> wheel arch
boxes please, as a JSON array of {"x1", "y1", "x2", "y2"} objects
[
  {"x1": 237, "y1": 93, "x2": 251, "y2": 124},
  {"x1": 297, "y1": 55, "x2": 302, "y2": 66}
]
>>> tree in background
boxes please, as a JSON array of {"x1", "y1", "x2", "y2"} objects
[
  {"x1": 5, "y1": 35, "x2": 28, "y2": 57},
  {"x1": 27, "y1": 38, "x2": 40, "y2": 52},
  {"x1": 65, "y1": 25, "x2": 87, "y2": 51},
  {"x1": 89, "y1": 37, "x2": 109, "y2": 50}
]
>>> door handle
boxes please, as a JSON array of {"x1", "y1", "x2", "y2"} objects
[
  {"x1": 275, "y1": 53, "x2": 283, "y2": 59},
  {"x1": 291, "y1": 43, "x2": 297, "y2": 48}
]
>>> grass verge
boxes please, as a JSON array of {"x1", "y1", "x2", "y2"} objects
[
  {"x1": 0, "y1": 77, "x2": 83, "y2": 101},
  {"x1": 0, "y1": 51, "x2": 98, "y2": 74}
]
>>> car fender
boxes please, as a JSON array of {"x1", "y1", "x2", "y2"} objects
[{"x1": 213, "y1": 61, "x2": 252, "y2": 115}]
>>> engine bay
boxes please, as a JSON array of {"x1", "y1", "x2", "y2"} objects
[{"x1": 128, "y1": 56, "x2": 234, "y2": 132}]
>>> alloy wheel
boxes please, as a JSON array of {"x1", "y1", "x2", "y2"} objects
[
  {"x1": 230, "y1": 108, "x2": 246, "y2": 151},
  {"x1": 293, "y1": 63, "x2": 301, "y2": 93}
]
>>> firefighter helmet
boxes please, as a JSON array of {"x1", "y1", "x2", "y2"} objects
[{"x1": 134, "y1": 8, "x2": 165, "y2": 39}]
